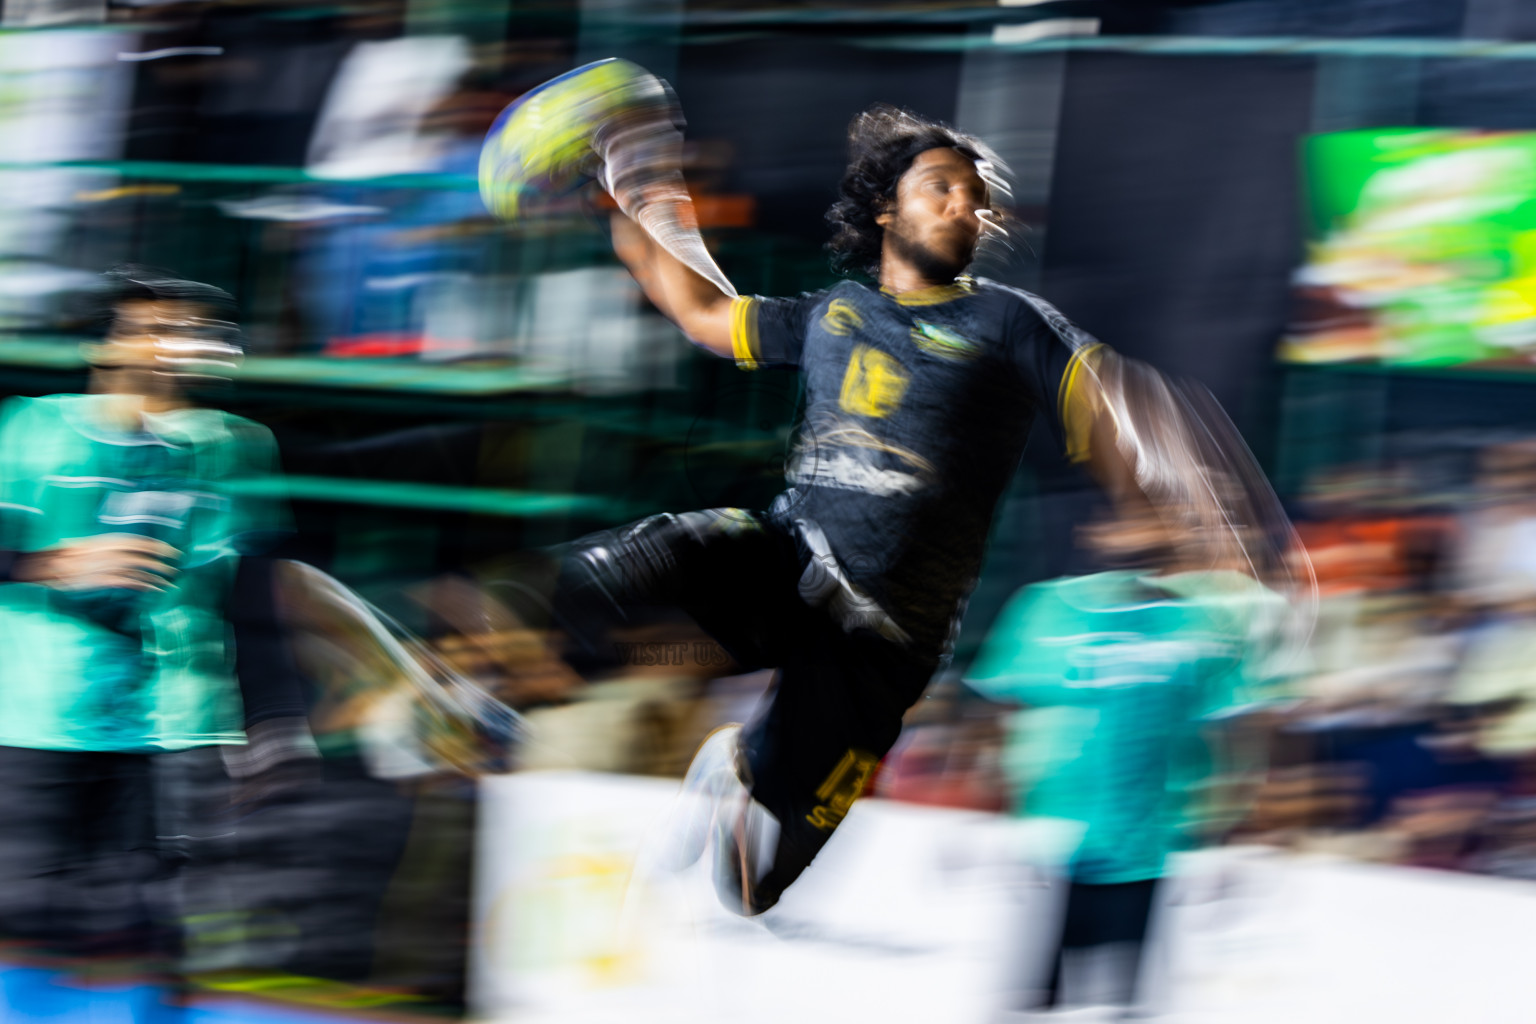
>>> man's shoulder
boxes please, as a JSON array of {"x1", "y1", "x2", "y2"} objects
[
  {"x1": 785, "y1": 278, "x2": 872, "y2": 312},
  {"x1": 1032, "y1": 570, "x2": 1141, "y2": 610},
  {"x1": 760, "y1": 279, "x2": 862, "y2": 302},
  {"x1": 971, "y1": 278, "x2": 1098, "y2": 350},
  {"x1": 0, "y1": 393, "x2": 88, "y2": 433},
  {"x1": 6, "y1": 392, "x2": 88, "y2": 413},
  {"x1": 969, "y1": 277, "x2": 1053, "y2": 319},
  {"x1": 163, "y1": 407, "x2": 275, "y2": 452},
  {"x1": 179, "y1": 406, "x2": 265, "y2": 433},
  {"x1": 753, "y1": 279, "x2": 872, "y2": 344}
]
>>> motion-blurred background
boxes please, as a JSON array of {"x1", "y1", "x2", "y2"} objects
[{"x1": 5, "y1": 1, "x2": 1536, "y2": 1022}]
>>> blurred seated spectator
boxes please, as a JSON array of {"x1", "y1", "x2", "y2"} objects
[{"x1": 1295, "y1": 464, "x2": 1456, "y2": 597}]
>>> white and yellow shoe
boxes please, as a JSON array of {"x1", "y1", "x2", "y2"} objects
[{"x1": 658, "y1": 723, "x2": 747, "y2": 872}]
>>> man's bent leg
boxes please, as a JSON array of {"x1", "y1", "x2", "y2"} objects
[
  {"x1": 727, "y1": 627, "x2": 935, "y2": 915},
  {"x1": 552, "y1": 509, "x2": 798, "y2": 668}
]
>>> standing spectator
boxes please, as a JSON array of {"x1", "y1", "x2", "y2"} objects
[
  {"x1": 968, "y1": 508, "x2": 1284, "y2": 1016},
  {"x1": 0, "y1": 267, "x2": 298, "y2": 963}
]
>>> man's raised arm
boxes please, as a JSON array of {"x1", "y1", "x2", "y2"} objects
[
  {"x1": 610, "y1": 212, "x2": 737, "y2": 360},
  {"x1": 1058, "y1": 346, "x2": 1150, "y2": 516}
]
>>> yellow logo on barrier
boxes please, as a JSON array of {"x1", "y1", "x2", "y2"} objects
[{"x1": 839, "y1": 345, "x2": 909, "y2": 419}]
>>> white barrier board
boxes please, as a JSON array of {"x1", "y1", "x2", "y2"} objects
[{"x1": 470, "y1": 771, "x2": 1536, "y2": 1024}]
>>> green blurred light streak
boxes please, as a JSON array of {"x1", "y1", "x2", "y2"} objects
[
  {"x1": 224, "y1": 474, "x2": 634, "y2": 519},
  {"x1": 0, "y1": 338, "x2": 788, "y2": 450},
  {"x1": 0, "y1": 35, "x2": 1528, "y2": 196},
  {"x1": 0, "y1": 338, "x2": 570, "y2": 395},
  {"x1": 232, "y1": 356, "x2": 568, "y2": 394},
  {"x1": 0, "y1": 159, "x2": 480, "y2": 192},
  {"x1": 0, "y1": 337, "x2": 81, "y2": 370},
  {"x1": 0, "y1": 20, "x2": 1534, "y2": 60},
  {"x1": 853, "y1": 34, "x2": 1536, "y2": 57}
]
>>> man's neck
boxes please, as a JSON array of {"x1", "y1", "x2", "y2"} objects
[
  {"x1": 89, "y1": 369, "x2": 188, "y2": 428},
  {"x1": 877, "y1": 247, "x2": 969, "y2": 296},
  {"x1": 878, "y1": 260, "x2": 953, "y2": 296}
]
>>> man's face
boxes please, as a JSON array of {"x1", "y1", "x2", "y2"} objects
[
  {"x1": 97, "y1": 298, "x2": 239, "y2": 378},
  {"x1": 101, "y1": 299, "x2": 189, "y2": 370},
  {"x1": 878, "y1": 147, "x2": 990, "y2": 282}
]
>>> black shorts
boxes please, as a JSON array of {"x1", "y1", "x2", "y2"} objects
[
  {"x1": 555, "y1": 509, "x2": 936, "y2": 906},
  {"x1": 0, "y1": 746, "x2": 159, "y2": 951}
]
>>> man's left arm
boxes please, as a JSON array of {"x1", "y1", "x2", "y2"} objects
[{"x1": 1011, "y1": 307, "x2": 1154, "y2": 520}]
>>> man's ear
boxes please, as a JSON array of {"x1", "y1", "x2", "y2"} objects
[{"x1": 874, "y1": 195, "x2": 894, "y2": 228}]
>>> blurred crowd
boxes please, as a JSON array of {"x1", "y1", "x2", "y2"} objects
[
  {"x1": 879, "y1": 436, "x2": 1536, "y2": 881},
  {"x1": 1248, "y1": 441, "x2": 1536, "y2": 877}
]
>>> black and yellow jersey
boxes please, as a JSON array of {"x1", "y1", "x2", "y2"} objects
[{"x1": 731, "y1": 274, "x2": 1107, "y2": 659}]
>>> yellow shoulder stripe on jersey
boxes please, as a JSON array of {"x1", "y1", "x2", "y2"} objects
[
  {"x1": 1058, "y1": 342, "x2": 1106, "y2": 464},
  {"x1": 730, "y1": 296, "x2": 761, "y2": 370}
]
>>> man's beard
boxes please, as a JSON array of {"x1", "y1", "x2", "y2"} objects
[{"x1": 884, "y1": 219, "x2": 972, "y2": 283}]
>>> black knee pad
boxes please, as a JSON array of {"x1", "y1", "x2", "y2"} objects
[
  {"x1": 561, "y1": 512, "x2": 716, "y2": 609},
  {"x1": 550, "y1": 511, "x2": 725, "y2": 655}
]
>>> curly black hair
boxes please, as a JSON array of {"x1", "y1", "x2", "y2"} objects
[
  {"x1": 95, "y1": 264, "x2": 236, "y2": 337},
  {"x1": 825, "y1": 105, "x2": 1009, "y2": 278}
]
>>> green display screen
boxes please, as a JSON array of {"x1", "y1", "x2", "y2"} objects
[{"x1": 1283, "y1": 129, "x2": 1536, "y2": 367}]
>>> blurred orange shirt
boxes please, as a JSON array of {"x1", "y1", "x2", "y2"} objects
[{"x1": 1297, "y1": 516, "x2": 1455, "y2": 594}]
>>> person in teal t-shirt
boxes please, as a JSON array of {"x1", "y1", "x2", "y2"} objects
[
  {"x1": 0, "y1": 267, "x2": 289, "y2": 955},
  {"x1": 967, "y1": 509, "x2": 1285, "y2": 1014}
]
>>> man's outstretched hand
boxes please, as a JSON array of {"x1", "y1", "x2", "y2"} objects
[{"x1": 13, "y1": 534, "x2": 179, "y2": 591}]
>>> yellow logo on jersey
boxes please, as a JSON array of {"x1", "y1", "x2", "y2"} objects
[
  {"x1": 820, "y1": 299, "x2": 864, "y2": 336},
  {"x1": 839, "y1": 345, "x2": 909, "y2": 419},
  {"x1": 805, "y1": 748, "x2": 880, "y2": 831}
]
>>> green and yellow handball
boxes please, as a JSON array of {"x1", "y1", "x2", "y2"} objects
[{"x1": 478, "y1": 58, "x2": 660, "y2": 221}]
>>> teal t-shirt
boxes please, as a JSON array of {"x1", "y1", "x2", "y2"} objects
[
  {"x1": 0, "y1": 394, "x2": 285, "y2": 752},
  {"x1": 966, "y1": 570, "x2": 1281, "y2": 882}
]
